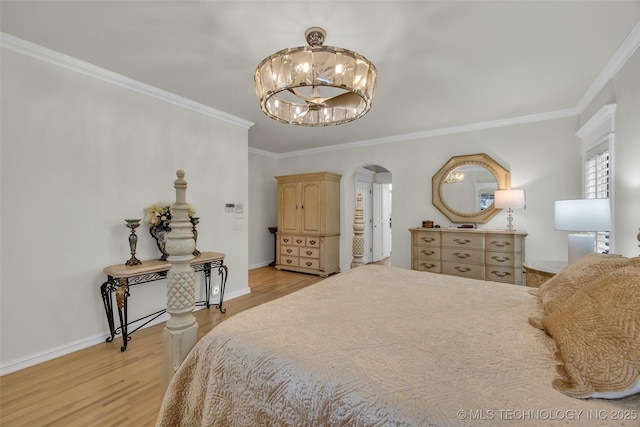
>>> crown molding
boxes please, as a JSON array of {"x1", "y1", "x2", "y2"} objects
[
  {"x1": 576, "y1": 20, "x2": 640, "y2": 114},
  {"x1": 275, "y1": 108, "x2": 578, "y2": 159},
  {"x1": 0, "y1": 32, "x2": 254, "y2": 129},
  {"x1": 575, "y1": 104, "x2": 617, "y2": 151}
]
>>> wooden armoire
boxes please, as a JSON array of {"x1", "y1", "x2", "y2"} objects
[{"x1": 275, "y1": 172, "x2": 341, "y2": 276}]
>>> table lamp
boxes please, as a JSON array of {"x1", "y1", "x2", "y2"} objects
[
  {"x1": 554, "y1": 198, "x2": 612, "y2": 264},
  {"x1": 494, "y1": 189, "x2": 526, "y2": 231}
]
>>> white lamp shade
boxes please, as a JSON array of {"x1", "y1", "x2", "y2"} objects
[
  {"x1": 554, "y1": 199, "x2": 612, "y2": 232},
  {"x1": 494, "y1": 189, "x2": 526, "y2": 209}
]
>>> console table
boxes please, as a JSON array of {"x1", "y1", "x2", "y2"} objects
[{"x1": 100, "y1": 252, "x2": 227, "y2": 351}]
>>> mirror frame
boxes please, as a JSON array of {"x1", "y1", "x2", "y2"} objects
[{"x1": 432, "y1": 153, "x2": 510, "y2": 224}]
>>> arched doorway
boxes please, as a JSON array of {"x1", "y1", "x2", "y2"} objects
[{"x1": 354, "y1": 165, "x2": 392, "y2": 265}]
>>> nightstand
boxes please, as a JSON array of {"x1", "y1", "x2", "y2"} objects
[{"x1": 523, "y1": 261, "x2": 567, "y2": 288}]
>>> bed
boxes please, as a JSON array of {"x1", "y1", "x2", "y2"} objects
[{"x1": 157, "y1": 254, "x2": 640, "y2": 426}]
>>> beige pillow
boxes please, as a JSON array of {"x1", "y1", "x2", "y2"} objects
[
  {"x1": 537, "y1": 253, "x2": 628, "y2": 316},
  {"x1": 542, "y1": 265, "x2": 640, "y2": 398}
]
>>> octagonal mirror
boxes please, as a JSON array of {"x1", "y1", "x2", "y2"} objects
[{"x1": 432, "y1": 153, "x2": 510, "y2": 223}]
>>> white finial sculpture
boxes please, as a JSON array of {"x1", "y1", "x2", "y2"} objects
[
  {"x1": 161, "y1": 170, "x2": 198, "y2": 393},
  {"x1": 351, "y1": 192, "x2": 365, "y2": 268}
]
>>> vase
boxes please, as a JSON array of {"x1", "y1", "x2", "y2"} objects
[{"x1": 149, "y1": 226, "x2": 170, "y2": 261}]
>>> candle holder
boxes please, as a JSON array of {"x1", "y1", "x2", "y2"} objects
[
  {"x1": 191, "y1": 217, "x2": 201, "y2": 257},
  {"x1": 125, "y1": 219, "x2": 142, "y2": 266}
]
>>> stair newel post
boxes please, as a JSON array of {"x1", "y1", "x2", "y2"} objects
[{"x1": 161, "y1": 169, "x2": 198, "y2": 393}]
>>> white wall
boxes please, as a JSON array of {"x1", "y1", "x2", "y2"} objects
[
  {"x1": 598, "y1": 48, "x2": 640, "y2": 256},
  {"x1": 1, "y1": 49, "x2": 250, "y2": 372},
  {"x1": 249, "y1": 117, "x2": 583, "y2": 272},
  {"x1": 248, "y1": 151, "x2": 279, "y2": 268}
]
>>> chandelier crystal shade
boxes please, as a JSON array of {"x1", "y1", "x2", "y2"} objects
[{"x1": 254, "y1": 27, "x2": 377, "y2": 126}]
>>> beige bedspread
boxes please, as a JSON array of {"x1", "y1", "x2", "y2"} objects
[{"x1": 157, "y1": 265, "x2": 640, "y2": 426}]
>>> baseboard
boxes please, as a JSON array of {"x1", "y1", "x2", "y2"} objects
[
  {"x1": 0, "y1": 286, "x2": 250, "y2": 376},
  {"x1": 249, "y1": 261, "x2": 273, "y2": 270}
]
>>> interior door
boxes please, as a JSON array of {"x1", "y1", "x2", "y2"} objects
[
  {"x1": 381, "y1": 184, "x2": 391, "y2": 258},
  {"x1": 356, "y1": 180, "x2": 372, "y2": 264},
  {"x1": 372, "y1": 183, "x2": 383, "y2": 261}
]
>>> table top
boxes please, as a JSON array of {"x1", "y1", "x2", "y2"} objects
[
  {"x1": 523, "y1": 260, "x2": 567, "y2": 275},
  {"x1": 104, "y1": 252, "x2": 225, "y2": 278}
]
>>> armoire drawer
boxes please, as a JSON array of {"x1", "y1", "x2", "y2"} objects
[
  {"x1": 300, "y1": 247, "x2": 319, "y2": 258},
  {"x1": 299, "y1": 258, "x2": 320, "y2": 269},
  {"x1": 280, "y1": 256, "x2": 299, "y2": 267},
  {"x1": 281, "y1": 246, "x2": 299, "y2": 256}
]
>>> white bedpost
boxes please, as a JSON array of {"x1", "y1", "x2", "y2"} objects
[
  {"x1": 351, "y1": 192, "x2": 365, "y2": 268},
  {"x1": 161, "y1": 170, "x2": 198, "y2": 393}
]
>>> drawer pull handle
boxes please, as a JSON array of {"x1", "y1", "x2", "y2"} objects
[
  {"x1": 309, "y1": 240, "x2": 316, "y2": 245},
  {"x1": 306, "y1": 261, "x2": 313, "y2": 266},
  {"x1": 286, "y1": 248, "x2": 293, "y2": 253},
  {"x1": 490, "y1": 241, "x2": 510, "y2": 247},
  {"x1": 454, "y1": 239, "x2": 471, "y2": 245},
  {"x1": 421, "y1": 237, "x2": 435, "y2": 243},
  {"x1": 491, "y1": 256, "x2": 510, "y2": 263},
  {"x1": 491, "y1": 270, "x2": 511, "y2": 278},
  {"x1": 421, "y1": 263, "x2": 436, "y2": 269},
  {"x1": 296, "y1": 239, "x2": 303, "y2": 244},
  {"x1": 283, "y1": 238, "x2": 290, "y2": 243},
  {"x1": 421, "y1": 250, "x2": 435, "y2": 256},
  {"x1": 286, "y1": 259, "x2": 293, "y2": 264},
  {"x1": 454, "y1": 252, "x2": 470, "y2": 259},
  {"x1": 306, "y1": 250, "x2": 313, "y2": 255},
  {"x1": 454, "y1": 266, "x2": 471, "y2": 273}
]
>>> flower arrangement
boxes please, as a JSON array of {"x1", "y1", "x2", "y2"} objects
[{"x1": 144, "y1": 203, "x2": 196, "y2": 231}]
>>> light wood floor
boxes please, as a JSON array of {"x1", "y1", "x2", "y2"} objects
[{"x1": 0, "y1": 267, "x2": 326, "y2": 427}]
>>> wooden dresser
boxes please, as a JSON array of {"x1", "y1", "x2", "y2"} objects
[
  {"x1": 410, "y1": 228, "x2": 527, "y2": 285},
  {"x1": 275, "y1": 172, "x2": 341, "y2": 277}
]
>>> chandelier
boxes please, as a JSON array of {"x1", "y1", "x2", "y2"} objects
[
  {"x1": 444, "y1": 170, "x2": 465, "y2": 183},
  {"x1": 254, "y1": 27, "x2": 377, "y2": 126}
]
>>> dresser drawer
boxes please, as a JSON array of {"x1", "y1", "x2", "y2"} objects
[
  {"x1": 414, "y1": 246, "x2": 440, "y2": 260},
  {"x1": 442, "y1": 261, "x2": 484, "y2": 280},
  {"x1": 442, "y1": 233, "x2": 484, "y2": 250},
  {"x1": 280, "y1": 256, "x2": 299, "y2": 267},
  {"x1": 281, "y1": 246, "x2": 299, "y2": 256},
  {"x1": 486, "y1": 266, "x2": 522, "y2": 285},
  {"x1": 485, "y1": 251, "x2": 522, "y2": 267},
  {"x1": 412, "y1": 259, "x2": 441, "y2": 273},
  {"x1": 414, "y1": 231, "x2": 441, "y2": 246},
  {"x1": 300, "y1": 247, "x2": 319, "y2": 258},
  {"x1": 485, "y1": 235, "x2": 522, "y2": 252},
  {"x1": 299, "y1": 258, "x2": 320, "y2": 269},
  {"x1": 442, "y1": 248, "x2": 484, "y2": 264}
]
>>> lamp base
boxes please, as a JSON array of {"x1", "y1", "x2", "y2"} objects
[{"x1": 568, "y1": 233, "x2": 595, "y2": 264}]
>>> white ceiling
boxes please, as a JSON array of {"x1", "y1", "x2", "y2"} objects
[{"x1": 2, "y1": 1, "x2": 640, "y2": 155}]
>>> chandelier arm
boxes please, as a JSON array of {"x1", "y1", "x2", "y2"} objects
[
  {"x1": 287, "y1": 88, "x2": 313, "y2": 103},
  {"x1": 323, "y1": 91, "x2": 362, "y2": 108}
]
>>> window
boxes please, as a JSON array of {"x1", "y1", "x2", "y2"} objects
[
  {"x1": 576, "y1": 104, "x2": 616, "y2": 254},
  {"x1": 584, "y1": 135, "x2": 613, "y2": 253}
]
